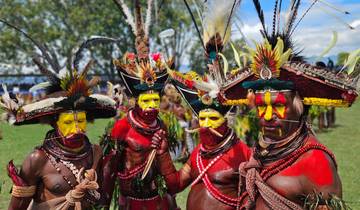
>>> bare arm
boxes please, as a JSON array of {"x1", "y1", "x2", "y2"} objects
[
  {"x1": 157, "y1": 151, "x2": 193, "y2": 194},
  {"x1": 8, "y1": 149, "x2": 46, "y2": 210}
]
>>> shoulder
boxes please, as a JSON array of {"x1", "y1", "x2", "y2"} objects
[
  {"x1": 19, "y1": 149, "x2": 47, "y2": 184},
  {"x1": 300, "y1": 148, "x2": 337, "y2": 185},
  {"x1": 189, "y1": 145, "x2": 201, "y2": 167},
  {"x1": 281, "y1": 145, "x2": 338, "y2": 188},
  {"x1": 233, "y1": 139, "x2": 252, "y2": 161},
  {"x1": 111, "y1": 116, "x2": 131, "y2": 140}
]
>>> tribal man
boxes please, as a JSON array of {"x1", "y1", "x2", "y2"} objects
[
  {"x1": 2, "y1": 65, "x2": 116, "y2": 209},
  {"x1": 152, "y1": 70, "x2": 251, "y2": 210},
  {"x1": 100, "y1": 0, "x2": 177, "y2": 209},
  {"x1": 220, "y1": 1, "x2": 359, "y2": 208}
]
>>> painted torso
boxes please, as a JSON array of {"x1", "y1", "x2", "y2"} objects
[
  {"x1": 111, "y1": 114, "x2": 162, "y2": 198},
  {"x1": 241, "y1": 136, "x2": 341, "y2": 210},
  {"x1": 187, "y1": 140, "x2": 251, "y2": 210}
]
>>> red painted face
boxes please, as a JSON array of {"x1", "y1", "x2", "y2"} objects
[{"x1": 255, "y1": 90, "x2": 302, "y2": 142}]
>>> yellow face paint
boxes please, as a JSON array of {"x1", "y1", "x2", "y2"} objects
[
  {"x1": 198, "y1": 109, "x2": 225, "y2": 129},
  {"x1": 137, "y1": 92, "x2": 161, "y2": 110},
  {"x1": 263, "y1": 91, "x2": 273, "y2": 121},
  {"x1": 256, "y1": 91, "x2": 288, "y2": 121},
  {"x1": 56, "y1": 111, "x2": 87, "y2": 137}
]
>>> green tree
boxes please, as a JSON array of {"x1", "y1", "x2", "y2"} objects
[{"x1": 0, "y1": 0, "x2": 194, "y2": 79}]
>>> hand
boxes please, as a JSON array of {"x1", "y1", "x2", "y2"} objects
[{"x1": 151, "y1": 129, "x2": 168, "y2": 155}]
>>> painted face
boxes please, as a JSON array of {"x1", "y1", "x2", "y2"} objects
[
  {"x1": 255, "y1": 90, "x2": 301, "y2": 141},
  {"x1": 57, "y1": 111, "x2": 87, "y2": 137},
  {"x1": 199, "y1": 109, "x2": 225, "y2": 129},
  {"x1": 137, "y1": 92, "x2": 160, "y2": 110}
]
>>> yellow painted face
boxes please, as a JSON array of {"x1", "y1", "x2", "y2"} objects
[
  {"x1": 198, "y1": 109, "x2": 225, "y2": 129},
  {"x1": 137, "y1": 92, "x2": 160, "y2": 110},
  {"x1": 56, "y1": 111, "x2": 87, "y2": 137}
]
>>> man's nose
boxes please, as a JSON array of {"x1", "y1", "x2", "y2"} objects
[{"x1": 264, "y1": 105, "x2": 273, "y2": 121}]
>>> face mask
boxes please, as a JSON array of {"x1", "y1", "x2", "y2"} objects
[
  {"x1": 56, "y1": 111, "x2": 87, "y2": 148},
  {"x1": 137, "y1": 92, "x2": 161, "y2": 110},
  {"x1": 255, "y1": 90, "x2": 301, "y2": 141},
  {"x1": 198, "y1": 109, "x2": 227, "y2": 147},
  {"x1": 198, "y1": 109, "x2": 225, "y2": 129}
]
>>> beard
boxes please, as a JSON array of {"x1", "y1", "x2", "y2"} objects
[
  {"x1": 199, "y1": 122, "x2": 228, "y2": 147},
  {"x1": 135, "y1": 106, "x2": 159, "y2": 124},
  {"x1": 60, "y1": 133, "x2": 86, "y2": 149}
]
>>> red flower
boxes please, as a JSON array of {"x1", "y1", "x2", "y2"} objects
[
  {"x1": 185, "y1": 80, "x2": 194, "y2": 89},
  {"x1": 151, "y1": 53, "x2": 161, "y2": 62},
  {"x1": 127, "y1": 53, "x2": 136, "y2": 61}
]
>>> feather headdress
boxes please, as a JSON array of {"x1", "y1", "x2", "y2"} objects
[
  {"x1": 112, "y1": 0, "x2": 172, "y2": 97},
  {"x1": 220, "y1": 0, "x2": 358, "y2": 108},
  {"x1": 0, "y1": 20, "x2": 116, "y2": 125}
]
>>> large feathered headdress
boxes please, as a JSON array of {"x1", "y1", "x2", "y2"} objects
[
  {"x1": 112, "y1": 0, "x2": 172, "y2": 97},
  {"x1": 167, "y1": 0, "x2": 242, "y2": 116},
  {"x1": 0, "y1": 20, "x2": 117, "y2": 125},
  {"x1": 220, "y1": 0, "x2": 359, "y2": 107}
]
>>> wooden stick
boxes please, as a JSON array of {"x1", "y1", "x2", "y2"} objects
[{"x1": 141, "y1": 149, "x2": 157, "y2": 180}]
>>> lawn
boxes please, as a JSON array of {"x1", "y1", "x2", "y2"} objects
[{"x1": 0, "y1": 102, "x2": 359, "y2": 209}]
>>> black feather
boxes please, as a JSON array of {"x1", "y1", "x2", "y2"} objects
[
  {"x1": 277, "y1": 0, "x2": 283, "y2": 35},
  {"x1": 183, "y1": 0, "x2": 206, "y2": 51},
  {"x1": 32, "y1": 57, "x2": 60, "y2": 84},
  {"x1": 252, "y1": 0, "x2": 267, "y2": 37},
  {"x1": 73, "y1": 36, "x2": 119, "y2": 71},
  {"x1": 284, "y1": 0, "x2": 301, "y2": 36},
  {"x1": 291, "y1": 0, "x2": 317, "y2": 37},
  {"x1": 272, "y1": 0, "x2": 279, "y2": 38}
]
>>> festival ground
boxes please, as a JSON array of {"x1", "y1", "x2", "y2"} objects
[{"x1": 0, "y1": 102, "x2": 359, "y2": 209}]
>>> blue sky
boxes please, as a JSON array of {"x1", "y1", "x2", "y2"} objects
[{"x1": 234, "y1": 0, "x2": 360, "y2": 58}]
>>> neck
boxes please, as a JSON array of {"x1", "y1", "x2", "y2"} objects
[
  {"x1": 133, "y1": 107, "x2": 158, "y2": 126},
  {"x1": 56, "y1": 140, "x2": 85, "y2": 153}
]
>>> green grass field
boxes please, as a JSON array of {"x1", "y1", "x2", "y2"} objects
[{"x1": 0, "y1": 103, "x2": 359, "y2": 209}]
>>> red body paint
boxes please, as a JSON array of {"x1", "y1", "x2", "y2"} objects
[{"x1": 280, "y1": 139, "x2": 334, "y2": 187}]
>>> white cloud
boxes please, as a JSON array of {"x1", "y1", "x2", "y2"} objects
[
  {"x1": 351, "y1": 19, "x2": 360, "y2": 28},
  {"x1": 232, "y1": 2, "x2": 360, "y2": 57}
]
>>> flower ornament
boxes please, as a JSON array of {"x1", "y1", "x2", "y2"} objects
[{"x1": 250, "y1": 37, "x2": 292, "y2": 80}]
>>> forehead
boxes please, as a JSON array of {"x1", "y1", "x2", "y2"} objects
[
  {"x1": 139, "y1": 92, "x2": 160, "y2": 99},
  {"x1": 58, "y1": 111, "x2": 86, "y2": 119},
  {"x1": 199, "y1": 109, "x2": 222, "y2": 117},
  {"x1": 255, "y1": 90, "x2": 292, "y2": 103}
]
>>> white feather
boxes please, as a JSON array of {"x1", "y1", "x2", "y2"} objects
[
  {"x1": 203, "y1": 0, "x2": 240, "y2": 45},
  {"x1": 117, "y1": 0, "x2": 137, "y2": 35},
  {"x1": 1, "y1": 84, "x2": 19, "y2": 112},
  {"x1": 194, "y1": 77, "x2": 220, "y2": 99},
  {"x1": 90, "y1": 94, "x2": 117, "y2": 107},
  {"x1": 145, "y1": 0, "x2": 154, "y2": 37},
  {"x1": 29, "y1": 82, "x2": 51, "y2": 93}
]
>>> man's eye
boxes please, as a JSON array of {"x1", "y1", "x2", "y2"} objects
[
  {"x1": 210, "y1": 117, "x2": 219, "y2": 121},
  {"x1": 154, "y1": 99, "x2": 160, "y2": 102},
  {"x1": 78, "y1": 120, "x2": 85, "y2": 123},
  {"x1": 199, "y1": 117, "x2": 205, "y2": 121},
  {"x1": 143, "y1": 99, "x2": 149, "y2": 103},
  {"x1": 64, "y1": 121, "x2": 72, "y2": 124},
  {"x1": 274, "y1": 104, "x2": 285, "y2": 108}
]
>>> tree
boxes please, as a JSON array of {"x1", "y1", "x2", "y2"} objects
[{"x1": 0, "y1": 0, "x2": 195, "y2": 80}]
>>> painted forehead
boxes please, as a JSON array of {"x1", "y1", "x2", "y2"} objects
[{"x1": 255, "y1": 90, "x2": 291, "y2": 104}]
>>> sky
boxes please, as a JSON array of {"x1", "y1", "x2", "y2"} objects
[{"x1": 234, "y1": 0, "x2": 360, "y2": 58}]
